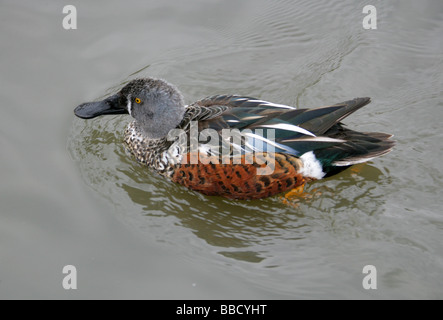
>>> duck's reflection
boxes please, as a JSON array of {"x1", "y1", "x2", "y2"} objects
[{"x1": 119, "y1": 161, "x2": 388, "y2": 262}]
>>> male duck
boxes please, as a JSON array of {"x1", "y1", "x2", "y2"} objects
[{"x1": 74, "y1": 77, "x2": 394, "y2": 200}]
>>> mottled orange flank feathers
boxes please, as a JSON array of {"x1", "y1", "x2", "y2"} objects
[{"x1": 171, "y1": 153, "x2": 308, "y2": 200}]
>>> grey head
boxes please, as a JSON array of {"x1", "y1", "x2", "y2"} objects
[
  {"x1": 121, "y1": 78, "x2": 185, "y2": 139},
  {"x1": 74, "y1": 77, "x2": 186, "y2": 140}
]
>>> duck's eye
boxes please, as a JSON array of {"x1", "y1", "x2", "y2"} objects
[{"x1": 135, "y1": 98, "x2": 141, "y2": 104}]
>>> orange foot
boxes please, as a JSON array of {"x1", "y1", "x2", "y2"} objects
[
  {"x1": 280, "y1": 184, "x2": 321, "y2": 207},
  {"x1": 350, "y1": 163, "x2": 366, "y2": 174}
]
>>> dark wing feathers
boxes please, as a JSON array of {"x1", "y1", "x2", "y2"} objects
[
  {"x1": 290, "y1": 97, "x2": 371, "y2": 135},
  {"x1": 182, "y1": 95, "x2": 394, "y2": 167},
  {"x1": 317, "y1": 126, "x2": 395, "y2": 167}
]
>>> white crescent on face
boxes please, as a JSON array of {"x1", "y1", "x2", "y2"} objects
[{"x1": 127, "y1": 94, "x2": 132, "y2": 116}]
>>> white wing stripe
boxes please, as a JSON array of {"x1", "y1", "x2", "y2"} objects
[
  {"x1": 245, "y1": 99, "x2": 294, "y2": 109},
  {"x1": 243, "y1": 132, "x2": 298, "y2": 154},
  {"x1": 282, "y1": 137, "x2": 346, "y2": 143},
  {"x1": 258, "y1": 123, "x2": 316, "y2": 137}
]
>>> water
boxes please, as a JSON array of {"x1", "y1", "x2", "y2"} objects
[{"x1": 1, "y1": 0, "x2": 442, "y2": 299}]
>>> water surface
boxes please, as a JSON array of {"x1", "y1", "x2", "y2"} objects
[{"x1": 1, "y1": 0, "x2": 443, "y2": 299}]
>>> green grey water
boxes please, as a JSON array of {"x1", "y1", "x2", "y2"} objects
[{"x1": 1, "y1": 0, "x2": 442, "y2": 299}]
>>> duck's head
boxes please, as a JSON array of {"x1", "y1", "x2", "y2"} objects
[{"x1": 74, "y1": 77, "x2": 185, "y2": 139}]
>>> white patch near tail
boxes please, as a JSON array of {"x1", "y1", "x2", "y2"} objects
[{"x1": 299, "y1": 151, "x2": 325, "y2": 179}]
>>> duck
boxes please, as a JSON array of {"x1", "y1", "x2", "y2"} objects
[{"x1": 74, "y1": 77, "x2": 394, "y2": 200}]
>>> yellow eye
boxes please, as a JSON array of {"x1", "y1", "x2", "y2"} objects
[{"x1": 135, "y1": 98, "x2": 141, "y2": 104}]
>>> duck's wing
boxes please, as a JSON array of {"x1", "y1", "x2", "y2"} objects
[
  {"x1": 181, "y1": 96, "x2": 355, "y2": 155},
  {"x1": 181, "y1": 95, "x2": 309, "y2": 155},
  {"x1": 182, "y1": 95, "x2": 294, "y2": 128},
  {"x1": 179, "y1": 96, "x2": 394, "y2": 171}
]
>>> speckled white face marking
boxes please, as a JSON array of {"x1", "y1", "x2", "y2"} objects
[
  {"x1": 299, "y1": 151, "x2": 325, "y2": 179},
  {"x1": 127, "y1": 94, "x2": 132, "y2": 116}
]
